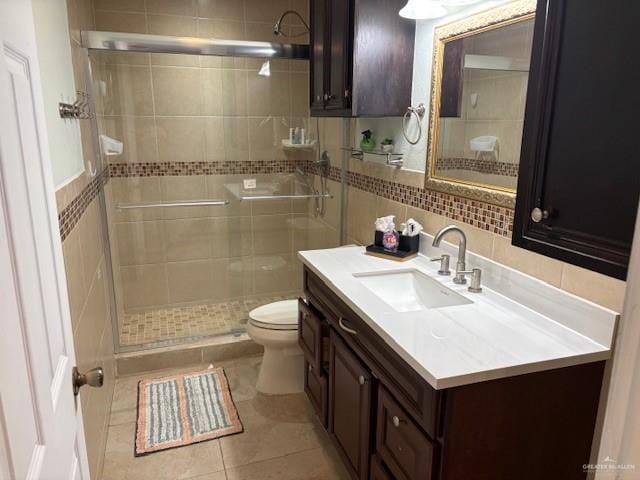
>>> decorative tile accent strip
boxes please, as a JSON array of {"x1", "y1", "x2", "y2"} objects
[
  {"x1": 108, "y1": 159, "x2": 301, "y2": 178},
  {"x1": 58, "y1": 168, "x2": 109, "y2": 242},
  {"x1": 303, "y1": 162, "x2": 514, "y2": 236},
  {"x1": 436, "y1": 157, "x2": 519, "y2": 177}
]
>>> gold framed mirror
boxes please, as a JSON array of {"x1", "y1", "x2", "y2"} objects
[{"x1": 425, "y1": 0, "x2": 536, "y2": 207}]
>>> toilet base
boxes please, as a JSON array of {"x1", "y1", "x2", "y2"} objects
[{"x1": 256, "y1": 346, "x2": 304, "y2": 395}]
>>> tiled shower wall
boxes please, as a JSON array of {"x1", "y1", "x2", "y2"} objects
[
  {"x1": 88, "y1": 0, "x2": 344, "y2": 338},
  {"x1": 57, "y1": 1, "x2": 115, "y2": 479}
]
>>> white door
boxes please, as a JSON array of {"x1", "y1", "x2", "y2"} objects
[{"x1": 0, "y1": 2, "x2": 91, "y2": 479}]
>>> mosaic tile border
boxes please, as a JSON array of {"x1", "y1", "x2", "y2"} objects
[
  {"x1": 108, "y1": 159, "x2": 300, "y2": 177},
  {"x1": 58, "y1": 168, "x2": 109, "y2": 242},
  {"x1": 303, "y1": 162, "x2": 514, "y2": 237},
  {"x1": 59, "y1": 158, "x2": 513, "y2": 242},
  {"x1": 435, "y1": 157, "x2": 519, "y2": 177}
]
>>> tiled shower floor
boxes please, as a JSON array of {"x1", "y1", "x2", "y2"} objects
[{"x1": 120, "y1": 294, "x2": 298, "y2": 346}]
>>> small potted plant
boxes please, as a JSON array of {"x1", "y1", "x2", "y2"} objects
[
  {"x1": 360, "y1": 130, "x2": 376, "y2": 152},
  {"x1": 381, "y1": 138, "x2": 394, "y2": 153}
]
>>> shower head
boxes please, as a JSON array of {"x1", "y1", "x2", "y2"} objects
[{"x1": 273, "y1": 10, "x2": 310, "y2": 37}]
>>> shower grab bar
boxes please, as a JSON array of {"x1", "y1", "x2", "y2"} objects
[
  {"x1": 239, "y1": 194, "x2": 332, "y2": 201},
  {"x1": 116, "y1": 200, "x2": 229, "y2": 210}
]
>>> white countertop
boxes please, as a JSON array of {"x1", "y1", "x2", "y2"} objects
[{"x1": 298, "y1": 237, "x2": 619, "y2": 390}]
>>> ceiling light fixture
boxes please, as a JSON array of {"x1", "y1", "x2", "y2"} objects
[{"x1": 399, "y1": 0, "x2": 447, "y2": 19}]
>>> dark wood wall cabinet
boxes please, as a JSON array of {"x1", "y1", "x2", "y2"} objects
[
  {"x1": 300, "y1": 267, "x2": 606, "y2": 480},
  {"x1": 514, "y1": 0, "x2": 640, "y2": 280},
  {"x1": 310, "y1": 0, "x2": 415, "y2": 117}
]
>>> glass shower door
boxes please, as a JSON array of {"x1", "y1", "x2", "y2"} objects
[{"x1": 90, "y1": 49, "x2": 339, "y2": 351}]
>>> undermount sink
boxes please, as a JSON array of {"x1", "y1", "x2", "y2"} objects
[{"x1": 353, "y1": 268, "x2": 473, "y2": 312}]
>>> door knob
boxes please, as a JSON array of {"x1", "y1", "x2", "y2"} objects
[
  {"x1": 73, "y1": 366, "x2": 104, "y2": 396},
  {"x1": 531, "y1": 207, "x2": 549, "y2": 223}
]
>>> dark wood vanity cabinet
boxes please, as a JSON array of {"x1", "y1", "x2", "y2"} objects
[
  {"x1": 300, "y1": 267, "x2": 607, "y2": 480},
  {"x1": 514, "y1": 0, "x2": 640, "y2": 280},
  {"x1": 309, "y1": 0, "x2": 415, "y2": 117}
]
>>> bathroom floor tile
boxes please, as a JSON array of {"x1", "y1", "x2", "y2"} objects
[
  {"x1": 219, "y1": 393, "x2": 330, "y2": 468},
  {"x1": 102, "y1": 422, "x2": 225, "y2": 480},
  {"x1": 225, "y1": 447, "x2": 351, "y2": 480}
]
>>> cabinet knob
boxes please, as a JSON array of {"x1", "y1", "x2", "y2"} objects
[
  {"x1": 324, "y1": 92, "x2": 334, "y2": 101},
  {"x1": 531, "y1": 207, "x2": 549, "y2": 223},
  {"x1": 308, "y1": 364, "x2": 313, "y2": 372},
  {"x1": 358, "y1": 375, "x2": 367, "y2": 385},
  {"x1": 392, "y1": 415, "x2": 402, "y2": 428}
]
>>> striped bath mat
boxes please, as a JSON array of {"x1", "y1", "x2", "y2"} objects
[{"x1": 135, "y1": 367, "x2": 243, "y2": 456}]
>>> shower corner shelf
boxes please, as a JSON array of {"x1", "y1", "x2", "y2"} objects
[
  {"x1": 281, "y1": 139, "x2": 317, "y2": 150},
  {"x1": 341, "y1": 147, "x2": 404, "y2": 167}
]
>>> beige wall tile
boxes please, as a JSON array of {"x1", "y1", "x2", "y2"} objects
[
  {"x1": 560, "y1": 264, "x2": 626, "y2": 312},
  {"x1": 103, "y1": 65, "x2": 154, "y2": 115},
  {"x1": 248, "y1": 117, "x2": 288, "y2": 161},
  {"x1": 244, "y1": 0, "x2": 288, "y2": 23},
  {"x1": 115, "y1": 221, "x2": 166, "y2": 265},
  {"x1": 147, "y1": 13, "x2": 197, "y2": 36},
  {"x1": 221, "y1": 69, "x2": 248, "y2": 116},
  {"x1": 120, "y1": 264, "x2": 169, "y2": 309},
  {"x1": 210, "y1": 216, "x2": 252, "y2": 258},
  {"x1": 152, "y1": 66, "x2": 202, "y2": 116},
  {"x1": 252, "y1": 214, "x2": 293, "y2": 255},
  {"x1": 196, "y1": 18, "x2": 245, "y2": 39},
  {"x1": 492, "y1": 236, "x2": 564, "y2": 287},
  {"x1": 75, "y1": 268, "x2": 108, "y2": 372},
  {"x1": 164, "y1": 218, "x2": 213, "y2": 261},
  {"x1": 204, "y1": 117, "x2": 226, "y2": 162},
  {"x1": 449, "y1": 220, "x2": 494, "y2": 259},
  {"x1": 167, "y1": 259, "x2": 215, "y2": 303},
  {"x1": 406, "y1": 206, "x2": 446, "y2": 236},
  {"x1": 110, "y1": 177, "x2": 163, "y2": 222},
  {"x1": 145, "y1": 0, "x2": 198, "y2": 16},
  {"x1": 206, "y1": 175, "x2": 252, "y2": 217},
  {"x1": 156, "y1": 116, "x2": 206, "y2": 163},
  {"x1": 78, "y1": 202, "x2": 106, "y2": 285},
  {"x1": 62, "y1": 226, "x2": 88, "y2": 327},
  {"x1": 252, "y1": 254, "x2": 297, "y2": 295},
  {"x1": 160, "y1": 175, "x2": 209, "y2": 219},
  {"x1": 347, "y1": 187, "x2": 377, "y2": 246},
  {"x1": 223, "y1": 118, "x2": 249, "y2": 161},
  {"x1": 290, "y1": 72, "x2": 309, "y2": 117},
  {"x1": 151, "y1": 52, "x2": 200, "y2": 67},
  {"x1": 94, "y1": 10, "x2": 147, "y2": 33},
  {"x1": 375, "y1": 197, "x2": 407, "y2": 227},
  {"x1": 247, "y1": 71, "x2": 290, "y2": 117},
  {"x1": 101, "y1": 115, "x2": 157, "y2": 163},
  {"x1": 201, "y1": 68, "x2": 224, "y2": 115},
  {"x1": 211, "y1": 257, "x2": 253, "y2": 300},
  {"x1": 94, "y1": 0, "x2": 145, "y2": 12},
  {"x1": 196, "y1": 0, "x2": 244, "y2": 20}
]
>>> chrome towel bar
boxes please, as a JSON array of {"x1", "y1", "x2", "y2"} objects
[
  {"x1": 116, "y1": 200, "x2": 229, "y2": 210},
  {"x1": 239, "y1": 194, "x2": 333, "y2": 201}
]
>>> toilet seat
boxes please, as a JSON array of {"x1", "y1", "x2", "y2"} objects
[{"x1": 248, "y1": 299, "x2": 299, "y2": 331}]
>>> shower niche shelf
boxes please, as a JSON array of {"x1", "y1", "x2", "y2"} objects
[{"x1": 281, "y1": 139, "x2": 317, "y2": 150}]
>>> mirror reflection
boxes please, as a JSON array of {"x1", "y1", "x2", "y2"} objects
[{"x1": 433, "y1": 17, "x2": 535, "y2": 192}]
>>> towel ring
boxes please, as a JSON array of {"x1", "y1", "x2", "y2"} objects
[{"x1": 402, "y1": 103, "x2": 426, "y2": 145}]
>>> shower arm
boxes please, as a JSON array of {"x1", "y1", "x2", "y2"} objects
[{"x1": 273, "y1": 10, "x2": 311, "y2": 37}]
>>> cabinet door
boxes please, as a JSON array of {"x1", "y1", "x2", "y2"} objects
[
  {"x1": 328, "y1": 329, "x2": 372, "y2": 480},
  {"x1": 514, "y1": 0, "x2": 640, "y2": 280},
  {"x1": 326, "y1": 0, "x2": 352, "y2": 112},
  {"x1": 310, "y1": 0, "x2": 327, "y2": 113}
]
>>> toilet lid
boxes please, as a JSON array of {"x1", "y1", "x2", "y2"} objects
[{"x1": 248, "y1": 300, "x2": 299, "y2": 331}]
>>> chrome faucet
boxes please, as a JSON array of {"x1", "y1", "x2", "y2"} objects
[{"x1": 432, "y1": 225, "x2": 468, "y2": 285}]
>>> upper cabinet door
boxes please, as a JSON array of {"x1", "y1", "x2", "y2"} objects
[
  {"x1": 310, "y1": 0, "x2": 327, "y2": 112},
  {"x1": 514, "y1": 0, "x2": 640, "y2": 280},
  {"x1": 326, "y1": 0, "x2": 352, "y2": 112}
]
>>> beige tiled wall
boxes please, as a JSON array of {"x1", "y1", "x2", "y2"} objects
[
  {"x1": 55, "y1": 1, "x2": 116, "y2": 479},
  {"x1": 90, "y1": 0, "x2": 334, "y2": 333}
]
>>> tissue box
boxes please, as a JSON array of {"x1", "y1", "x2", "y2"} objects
[{"x1": 367, "y1": 230, "x2": 420, "y2": 261}]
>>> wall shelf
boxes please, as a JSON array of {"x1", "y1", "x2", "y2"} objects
[{"x1": 341, "y1": 147, "x2": 404, "y2": 167}]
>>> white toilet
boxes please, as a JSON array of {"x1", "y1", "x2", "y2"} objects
[{"x1": 247, "y1": 300, "x2": 304, "y2": 395}]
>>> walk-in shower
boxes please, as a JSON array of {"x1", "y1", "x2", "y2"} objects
[{"x1": 80, "y1": 28, "x2": 342, "y2": 353}]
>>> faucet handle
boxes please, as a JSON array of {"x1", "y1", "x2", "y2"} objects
[
  {"x1": 430, "y1": 254, "x2": 451, "y2": 276},
  {"x1": 458, "y1": 268, "x2": 482, "y2": 293}
]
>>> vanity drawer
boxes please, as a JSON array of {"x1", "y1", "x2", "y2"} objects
[
  {"x1": 370, "y1": 455, "x2": 394, "y2": 480},
  {"x1": 298, "y1": 298, "x2": 325, "y2": 371},
  {"x1": 305, "y1": 269, "x2": 441, "y2": 438},
  {"x1": 304, "y1": 360, "x2": 328, "y2": 427},
  {"x1": 376, "y1": 386, "x2": 436, "y2": 480}
]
